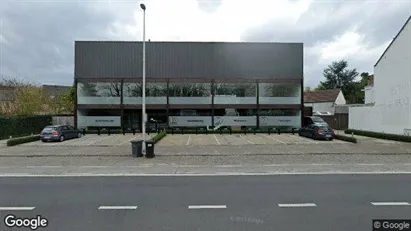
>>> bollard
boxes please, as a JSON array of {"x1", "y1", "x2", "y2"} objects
[
  {"x1": 292, "y1": 128, "x2": 295, "y2": 135},
  {"x1": 123, "y1": 128, "x2": 125, "y2": 135},
  {"x1": 108, "y1": 128, "x2": 110, "y2": 136},
  {"x1": 97, "y1": 128, "x2": 101, "y2": 135},
  {"x1": 278, "y1": 129, "x2": 281, "y2": 135},
  {"x1": 133, "y1": 129, "x2": 136, "y2": 135},
  {"x1": 268, "y1": 128, "x2": 271, "y2": 135}
]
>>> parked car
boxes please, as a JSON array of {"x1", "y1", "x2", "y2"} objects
[
  {"x1": 303, "y1": 116, "x2": 329, "y2": 127},
  {"x1": 298, "y1": 124, "x2": 335, "y2": 140},
  {"x1": 40, "y1": 125, "x2": 83, "y2": 142}
]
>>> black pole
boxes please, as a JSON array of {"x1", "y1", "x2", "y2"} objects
[
  {"x1": 268, "y1": 128, "x2": 271, "y2": 135},
  {"x1": 108, "y1": 128, "x2": 110, "y2": 136},
  {"x1": 97, "y1": 128, "x2": 100, "y2": 135},
  {"x1": 278, "y1": 128, "x2": 281, "y2": 135},
  {"x1": 133, "y1": 128, "x2": 135, "y2": 135}
]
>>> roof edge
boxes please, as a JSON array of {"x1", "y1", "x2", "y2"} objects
[
  {"x1": 374, "y1": 14, "x2": 411, "y2": 67},
  {"x1": 74, "y1": 40, "x2": 304, "y2": 45}
]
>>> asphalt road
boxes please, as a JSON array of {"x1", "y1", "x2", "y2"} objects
[{"x1": 1, "y1": 175, "x2": 411, "y2": 231}]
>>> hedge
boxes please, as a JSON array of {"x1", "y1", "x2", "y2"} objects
[
  {"x1": 334, "y1": 134, "x2": 357, "y2": 143},
  {"x1": 345, "y1": 129, "x2": 411, "y2": 142},
  {"x1": 6, "y1": 135, "x2": 40, "y2": 146},
  {"x1": 0, "y1": 115, "x2": 52, "y2": 140},
  {"x1": 151, "y1": 131, "x2": 167, "y2": 143}
]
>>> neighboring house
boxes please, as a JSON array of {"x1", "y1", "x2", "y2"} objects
[
  {"x1": 361, "y1": 75, "x2": 375, "y2": 104},
  {"x1": 349, "y1": 14, "x2": 411, "y2": 135},
  {"x1": 304, "y1": 89, "x2": 346, "y2": 115}
]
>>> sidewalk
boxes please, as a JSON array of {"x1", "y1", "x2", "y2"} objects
[{"x1": 1, "y1": 142, "x2": 411, "y2": 157}]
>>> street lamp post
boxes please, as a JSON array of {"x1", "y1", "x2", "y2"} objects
[{"x1": 140, "y1": 3, "x2": 146, "y2": 155}]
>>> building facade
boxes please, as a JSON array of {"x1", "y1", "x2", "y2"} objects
[
  {"x1": 304, "y1": 89, "x2": 346, "y2": 115},
  {"x1": 74, "y1": 41, "x2": 304, "y2": 130},
  {"x1": 349, "y1": 15, "x2": 411, "y2": 135}
]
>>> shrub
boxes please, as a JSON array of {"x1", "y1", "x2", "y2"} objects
[
  {"x1": 0, "y1": 115, "x2": 51, "y2": 140},
  {"x1": 151, "y1": 131, "x2": 167, "y2": 143},
  {"x1": 6, "y1": 135, "x2": 40, "y2": 146},
  {"x1": 334, "y1": 134, "x2": 357, "y2": 143},
  {"x1": 345, "y1": 129, "x2": 411, "y2": 142}
]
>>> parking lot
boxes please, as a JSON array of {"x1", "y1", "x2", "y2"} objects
[
  {"x1": 21, "y1": 134, "x2": 154, "y2": 147},
  {"x1": 157, "y1": 133, "x2": 348, "y2": 147}
]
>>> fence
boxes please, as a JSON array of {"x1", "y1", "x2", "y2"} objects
[
  {"x1": 52, "y1": 116, "x2": 74, "y2": 126},
  {"x1": 318, "y1": 113, "x2": 348, "y2": 130}
]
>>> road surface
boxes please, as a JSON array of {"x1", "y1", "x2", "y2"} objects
[{"x1": 1, "y1": 175, "x2": 410, "y2": 231}]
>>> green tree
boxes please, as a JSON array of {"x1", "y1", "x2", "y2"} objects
[{"x1": 317, "y1": 60, "x2": 361, "y2": 104}]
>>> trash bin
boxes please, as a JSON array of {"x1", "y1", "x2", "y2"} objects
[
  {"x1": 145, "y1": 140, "x2": 155, "y2": 158},
  {"x1": 130, "y1": 140, "x2": 143, "y2": 157}
]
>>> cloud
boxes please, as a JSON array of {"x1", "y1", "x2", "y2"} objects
[{"x1": 0, "y1": 0, "x2": 410, "y2": 87}]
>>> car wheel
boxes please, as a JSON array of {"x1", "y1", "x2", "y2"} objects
[
  {"x1": 77, "y1": 132, "x2": 82, "y2": 138},
  {"x1": 59, "y1": 135, "x2": 65, "y2": 142}
]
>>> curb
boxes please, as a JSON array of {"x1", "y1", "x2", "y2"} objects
[{"x1": 1, "y1": 152, "x2": 411, "y2": 157}]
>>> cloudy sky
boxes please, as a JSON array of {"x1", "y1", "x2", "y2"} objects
[{"x1": 0, "y1": 0, "x2": 410, "y2": 87}]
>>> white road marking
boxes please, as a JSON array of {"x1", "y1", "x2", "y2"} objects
[
  {"x1": 98, "y1": 206, "x2": 138, "y2": 210},
  {"x1": 215, "y1": 165, "x2": 243, "y2": 168},
  {"x1": 239, "y1": 135, "x2": 254, "y2": 144},
  {"x1": 293, "y1": 135, "x2": 317, "y2": 144},
  {"x1": 179, "y1": 165, "x2": 202, "y2": 167},
  {"x1": 79, "y1": 165, "x2": 154, "y2": 168},
  {"x1": 278, "y1": 203, "x2": 316, "y2": 208},
  {"x1": 2, "y1": 172, "x2": 411, "y2": 177},
  {"x1": 88, "y1": 135, "x2": 116, "y2": 146},
  {"x1": 371, "y1": 202, "x2": 410, "y2": 206},
  {"x1": 0, "y1": 207, "x2": 35, "y2": 211},
  {"x1": 118, "y1": 136, "x2": 140, "y2": 146},
  {"x1": 188, "y1": 205, "x2": 227, "y2": 209},
  {"x1": 261, "y1": 134, "x2": 286, "y2": 144},
  {"x1": 213, "y1": 134, "x2": 221, "y2": 145},
  {"x1": 186, "y1": 135, "x2": 191, "y2": 145}
]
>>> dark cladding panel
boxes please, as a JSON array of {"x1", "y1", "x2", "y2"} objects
[{"x1": 75, "y1": 41, "x2": 303, "y2": 79}]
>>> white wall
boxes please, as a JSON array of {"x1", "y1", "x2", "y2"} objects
[
  {"x1": 335, "y1": 91, "x2": 346, "y2": 105},
  {"x1": 364, "y1": 87, "x2": 375, "y2": 104},
  {"x1": 349, "y1": 17, "x2": 411, "y2": 134}
]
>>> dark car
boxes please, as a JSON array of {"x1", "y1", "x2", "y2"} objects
[
  {"x1": 40, "y1": 125, "x2": 83, "y2": 142},
  {"x1": 299, "y1": 124, "x2": 335, "y2": 140},
  {"x1": 303, "y1": 116, "x2": 329, "y2": 127}
]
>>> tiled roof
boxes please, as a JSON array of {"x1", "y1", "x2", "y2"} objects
[{"x1": 304, "y1": 89, "x2": 340, "y2": 103}]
